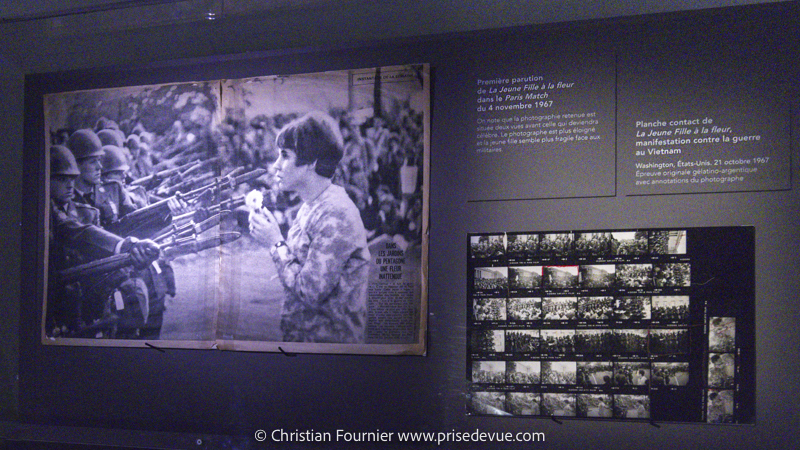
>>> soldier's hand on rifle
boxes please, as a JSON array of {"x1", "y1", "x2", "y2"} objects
[
  {"x1": 249, "y1": 207, "x2": 283, "y2": 248},
  {"x1": 167, "y1": 195, "x2": 190, "y2": 216},
  {"x1": 120, "y1": 237, "x2": 161, "y2": 269}
]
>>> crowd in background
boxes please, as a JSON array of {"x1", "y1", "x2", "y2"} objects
[
  {"x1": 506, "y1": 361, "x2": 540, "y2": 384},
  {"x1": 471, "y1": 236, "x2": 505, "y2": 259},
  {"x1": 473, "y1": 298, "x2": 506, "y2": 321},
  {"x1": 52, "y1": 88, "x2": 427, "y2": 249},
  {"x1": 507, "y1": 298, "x2": 541, "y2": 321},
  {"x1": 650, "y1": 329, "x2": 689, "y2": 354},
  {"x1": 577, "y1": 296, "x2": 613, "y2": 319},
  {"x1": 505, "y1": 330, "x2": 539, "y2": 353},
  {"x1": 575, "y1": 330, "x2": 614, "y2": 353},
  {"x1": 577, "y1": 362, "x2": 613, "y2": 386},
  {"x1": 541, "y1": 362, "x2": 577, "y2": 385}
]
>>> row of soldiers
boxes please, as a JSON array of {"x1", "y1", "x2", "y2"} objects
[
  {"x1": 46, "y1": 124, "x2": 243, "y2": 339},
  {"x1": 47, "y1": 130, "x2": 168, "y2": 338}
]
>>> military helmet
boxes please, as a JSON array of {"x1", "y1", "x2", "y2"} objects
[
  {"x1": 101, "y1": 145, "x2": 130, "y2": 174},
  {"x1": 94, "y1": 117, "x2": 119, "y2": 132},
  {"x1": 97, "y1": 129, "x2": 125, "y2": 148},
  {"x1": 125, "y1": 133, "x2": 141, "y2": 149},
  {"x1": 67, "y1": 129, "x2": 104, "y2": 160},
  {"x1": 50, "y1": 145, "x2": 80, "y2": 176}
]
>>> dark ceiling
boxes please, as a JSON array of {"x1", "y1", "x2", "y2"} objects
[{"x1": 0, "y1": 0, "x2": 783, "y2": 74}]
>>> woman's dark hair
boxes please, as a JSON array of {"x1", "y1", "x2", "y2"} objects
[{"x1": 275, "y1": 111, "x2": 344, "y2": 178}]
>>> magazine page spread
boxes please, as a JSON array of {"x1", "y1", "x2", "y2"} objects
[{"x1": 41, "y1": 65, "x2": 429, "y2": 355}]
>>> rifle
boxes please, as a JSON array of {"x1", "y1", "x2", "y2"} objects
[
  {"x1": 104, "y1": 168, "x2": 267, "y2": 239},
  {"x1": 171, "y1": 195, "x2": 246, "y2": 226},
  {"x1": 132, "y1": 156, "x2": 222, "y2": 189},
  {"x1": 58, "y1": 232, "x2": 242, "y2": 284},
  {"x1": 153, "y1": 211, "x2": 230, "y2": 244},
  {"x1": 156, "y1": 171, "x2": 215, "y2": 197},
  {"x1": 153, "y1": 157, "x2": 223, "y2": 193},
  {"x1": 129, "y1": 159, "x2": 200, "y2": 189}
]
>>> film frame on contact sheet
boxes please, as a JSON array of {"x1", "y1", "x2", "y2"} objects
[{"x1": 466, "y1": 227, "x2": 754, "y2": 424}]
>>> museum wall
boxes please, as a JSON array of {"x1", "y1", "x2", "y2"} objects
[
  {"x1": 0, "y1": 65, "x2": 23, "y2": 423},
  {"x1": 3, "y1": 1, "x2": 800, "y2": 449}
]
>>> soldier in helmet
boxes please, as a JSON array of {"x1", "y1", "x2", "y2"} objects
[
  {"x1": 68, "y1": 129, "x2": 138, "y2": 227},
  {"x1": 97, "y1": 128, "x2": 132, "y2": 167},
  {"x1": 97, "y1": 128, "x2": 125, "y2": 148},
  {"x1": 47, "y1": 145, "x2": 160, "y2": 337},
  {"x1": 102, "y1": 145, "x2": 148, "y2": 209},
  {"x1": 125, "y1": 133, "x2": 154, "y2": 181},
  {"x1": 100, "y1": 144, "x2": 178, "y2": 339},
  {"x1": 94, "y1": 116, "x2": 120, "y2": 133}
]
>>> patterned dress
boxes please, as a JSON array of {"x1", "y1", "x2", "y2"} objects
[{"x1": 272, "y1": 184, "x2": 371, "y2": 343}]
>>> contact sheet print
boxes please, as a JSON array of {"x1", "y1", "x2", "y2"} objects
[{"x1": 466, "y1": 227, "x2": 755, "y2": 423}]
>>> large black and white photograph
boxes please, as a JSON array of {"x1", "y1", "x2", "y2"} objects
[
  {"x1": 41, "y1": 64, "x2": 430, "y2": 355},
  {"x1": 43, "y1": 81, "x2": 223, "y2": 345}
]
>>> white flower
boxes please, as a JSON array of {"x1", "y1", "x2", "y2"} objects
[{"x1": 245, "y1": 189, "x2": 264, "y2": 213}]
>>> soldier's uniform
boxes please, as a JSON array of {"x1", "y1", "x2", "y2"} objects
[
  {"x1": 47, "y1": 198, "x2": 122, "y2": 335},
  {"x1": 74, "y1": 180, "x2": 137, "y2": 227},
  {"x1": 272, "y1": 184, "x2": 371, "y2": 343},
  {"x1": 96, "y1": 144, "x2": 175, "y2": 339}
]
